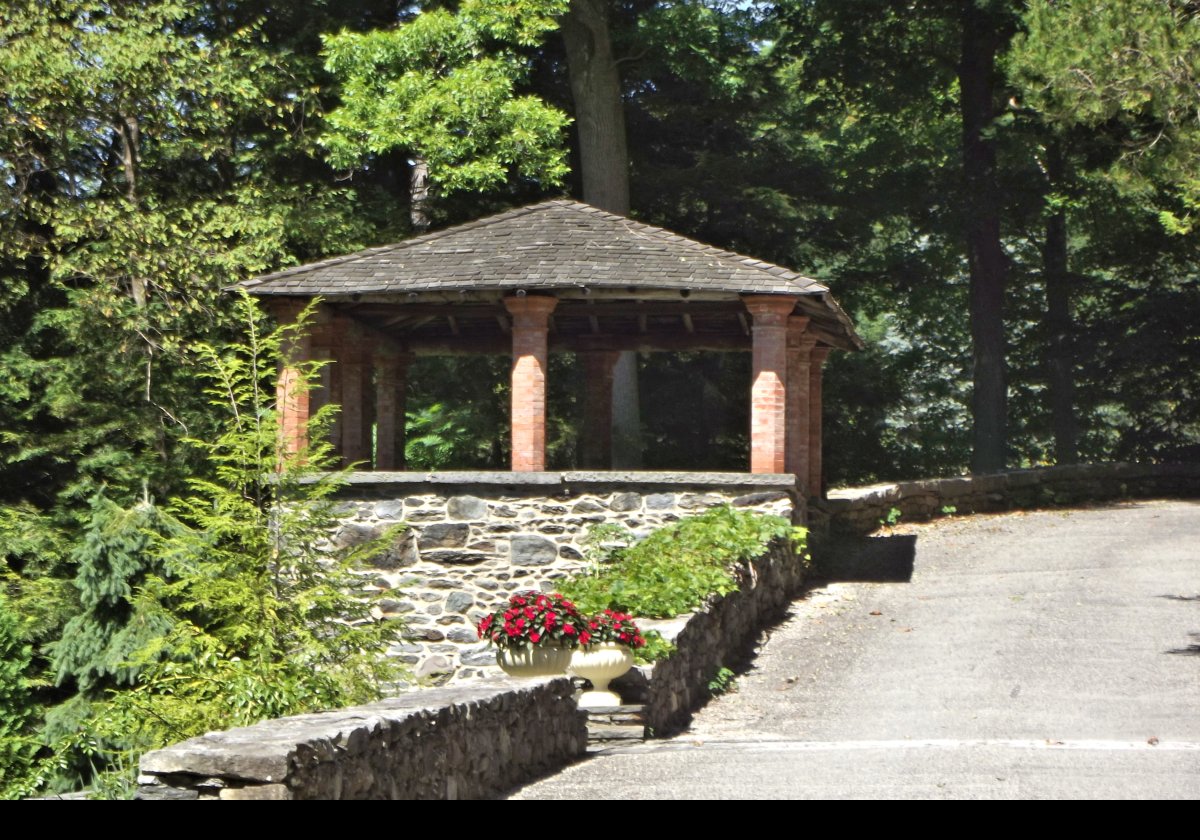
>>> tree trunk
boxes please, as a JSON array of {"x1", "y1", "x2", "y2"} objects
[
  {"x1": 560, "y1": 0, "x2": 630, "y2": 216},
  {"x1": 959, "y1": 1, "x2": 1008, "y2": 474},
  {"x1": 409, "y1": 155, "x2": 430, "y2": 233},
  {"x1": 561, "y1": 0, "x2": 641, "y2": 466},
  {"x1": 1042, "y1": 142, "x2": 1078, "y2": 464},
  {"x1": 117, "y1": 113, "x2": 147, "y2": 309}
]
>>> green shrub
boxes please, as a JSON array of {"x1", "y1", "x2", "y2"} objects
[
  {"x1": 19, "y1": 294, "x2": 405, "y2": 797},
  {"x1": 560, "y1": 506, "x2": 804, "y2": 620}
]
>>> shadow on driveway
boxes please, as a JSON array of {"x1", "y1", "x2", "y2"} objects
[{"x1": 813, "y1": 534, "x2": 917, "y2": 583}]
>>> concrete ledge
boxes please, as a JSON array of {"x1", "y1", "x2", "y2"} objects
[{"x1": 137, "y1": 678, "x2": 587, "y2": 800}]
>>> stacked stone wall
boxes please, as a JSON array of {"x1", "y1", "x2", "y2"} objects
[
  {"x1": 328, "y1": 472, "x2": 800, "y2": 682},
  {"x1": 137, "y1": 678, "x2": 585, "y2": 800},
  {"x1": 818, "y1": 462, "x2": 1200, "y2": 537},
  {"x1": 614, "y1": 537, "x2": 807, "y2": 736}
]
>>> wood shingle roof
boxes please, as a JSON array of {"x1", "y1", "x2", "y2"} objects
[{"x1": 238, "y1": 199, "x2": 861, "y2": 348}]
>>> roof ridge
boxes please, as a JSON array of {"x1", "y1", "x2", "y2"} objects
[{"x1": 241, "y1": 198, "x2": 828, "y2": 292}]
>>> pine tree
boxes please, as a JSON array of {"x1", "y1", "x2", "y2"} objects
[
  {"x1": 51, "y1": 493, "x2": 177, "y2": 697},
  {"x1": 0, "y1": 594, "x2": 37, "y2": 795}
]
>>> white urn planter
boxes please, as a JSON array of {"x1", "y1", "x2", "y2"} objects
[
  {"x1": 496, "y1": 645, "x2": 573, "y2": 678},
  {"x1": 570, "y1": 643, "x2": 634, "y2": 709}
]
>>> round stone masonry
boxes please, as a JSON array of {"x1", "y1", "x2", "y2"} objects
[{"x1": 324, "y1": 471, "x2": 802, "y2": 683}]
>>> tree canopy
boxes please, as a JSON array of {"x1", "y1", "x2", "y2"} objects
[{"x1": 1, "y1": 0, "x2": 1197, "y2": 796}]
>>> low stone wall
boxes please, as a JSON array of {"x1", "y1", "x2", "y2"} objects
[
  {"x1": 137, "y1": 677, "x2": 586, "y2": 800},
  {"x1": 328, "y1": 471, "x2": 800, "y2": 682},
  {"x1": 819, "y1": 462, "x2": 1200, "y2": 536},
  {"x1": 614, "y1": 537, "x2": 807, "y2": 737}
]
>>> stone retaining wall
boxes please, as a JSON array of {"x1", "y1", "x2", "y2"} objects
[
  {"x1": 818, "y1": 462, "x2": 1200, "y2": 536},
  {"x1": 329, "y1": 472, "x2": 799, "y2": 683},
  {"x1": 136, "y1": 677, "x2": 586, "y2": 800},
  {"x1": 614, "y1": 537, "x2": 807, "y2": 737}
]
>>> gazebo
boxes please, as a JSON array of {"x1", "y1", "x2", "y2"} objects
[{"x1": 239, "y1": 199, "x2": 861, "y2": 498}]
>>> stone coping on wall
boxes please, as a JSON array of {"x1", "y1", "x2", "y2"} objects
[
  {"x1": 320, "y1": 470, "x2": 800, "y2": 494},
  {"x1": 137, "y1": 677, "x2": 587, "y2": 800},
  {"x1": 818, "y1": 461, "x2": 1200, "y2": 536}
]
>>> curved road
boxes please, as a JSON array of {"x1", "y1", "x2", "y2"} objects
[{"x1": 511, "y1": 500, "x2": 1200, "y2": 799}]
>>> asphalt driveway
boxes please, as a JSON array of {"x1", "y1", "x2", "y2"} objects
[{"x1": 510, "y1": 500, "x2": 1200, "y2": 799}]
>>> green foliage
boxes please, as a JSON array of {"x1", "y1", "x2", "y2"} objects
[
  {"x1": 561, "y1": 507, "x2": 804, "y2": 619},
  {"x1": 0, "y1": 0, "x2": 399, "y2": 519},
  {"x1": 707, "y1": 666, "x2": 736, "y2": 697},
  {"x1": 632, "y1": 630, "x2": 675, "y2": 665},
  {"x1": 405, "y1": 403, "x2": 493, "y2": 470},
  {"x1": 881, "y1": 507, "x2": 902, "y2": 528},
  {"x1": 101, "y1": 296, "x2": 404, "y2": 742},
  {"x1": 1011, "y1": 0, "x2": 1200, "y2": 231},
  {"x1": 28, "y1": 295, "x2": 405, "y2": 795},
  {"x1": 51, "y1": 494, "x2": 179, "y2": 696},
  {"x1": 322, "y1": 0, "x2": 572, "y2": 195},
  {"x1": 0, "y1": 593, "x2": 38, "y2": 796},
  {"x1": 940, "y1": 505, "x2": 958, "y2": 516}
]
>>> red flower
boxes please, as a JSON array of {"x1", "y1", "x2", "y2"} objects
[
  {"x1": 579, "y1": 631, "x2": 591, "y2": 645},
  {"x1": 563, "y1": 624, "x2": 576, "y2": 635},
  {"x1": 477, "y1": 591, "x2": 587, "y2": 650}
]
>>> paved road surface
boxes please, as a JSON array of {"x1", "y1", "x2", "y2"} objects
[{"x1": 511, "y1": 500, "x2": 1200, "y2": 799}]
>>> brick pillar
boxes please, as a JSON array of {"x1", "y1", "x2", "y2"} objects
[
  {"x1": 580, "y1": 351, "x2": 619, "y2": 468},
  {"x1": 744, "y1": 295, "x2": 798, "y2": 474},
  {"x1": 374, "y1": 346, "x2": 411, "y2": 471},
  {"x1": 335, "y1": 319, "x2": 375, "y2": 468},
  {"x1": 809, "y1": 345, "x2": 832, "y2": 498},
  {"x1": 786, "y1": 316, "x2": 817, "y2": 490},
  {"x1": 504, "y1": 295, "x2": 557, "y2": 471},
  {"x1": 323, "y1": 343, "x2": 343, "y2": 457},
  {"x1": 267, "y1": 300, "x2": 312, "y2": 461}
]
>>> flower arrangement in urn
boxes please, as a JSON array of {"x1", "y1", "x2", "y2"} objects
[
  {"x1": 570, "y1": 609, "x2": 646, "y2": 709},
  {"x1": 477, "y1": 591, "x2": 584, "y2": 677},
  {"x1": 582, "y1": 609, "x2": 646, "y2": 649}
]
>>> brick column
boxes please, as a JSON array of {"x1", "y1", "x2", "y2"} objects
[
  {"x1": 272, "y1": 301, "x2": 312, "y2": 462},
  {"x1": 374, "y1": 346, "x2": 411, "y2": 471},
  {"x1": 335, "y1": 319, "x2": 375, "y2": 468},
  {"x1": 786, "y1": 316, "x2": 817, "y2": 490},
  {"x1": 743, "y1": 295, "x2": 798, "y2": 474},
  {"x1": 809, "y1": 345, "x2": 832, "y2": 498},
  {"x1": 504, "y1": 295, "x2": 557, "y2": 472},
  {"x1": 580, "y1": 350, "x2": 619, "y2": 468}
]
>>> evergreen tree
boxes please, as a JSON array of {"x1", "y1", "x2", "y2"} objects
[
  {"x1": 51, "y1": 493, "x2": 177, "y2": 697},
  {"x1": 0, "y1": 593, "x2": 37, "y2": 795}
]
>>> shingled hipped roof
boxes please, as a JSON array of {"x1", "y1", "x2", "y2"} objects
[{"x1": 239, "y1": 199, "x2": 861, "y2": 348}]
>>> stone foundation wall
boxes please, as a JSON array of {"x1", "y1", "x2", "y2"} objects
[
  {"x1": 614, "y1": 537, "x2": 807, "y2": 737},
  {"x1": 329, "y1": 472, "x2": 800, "y2": 683},
  {"x1": 818, "y1": 462, "x2": 1200, "y2": 537},
  {"x1": 137, "y1": 677, "x2": 586, "y2": 800}
]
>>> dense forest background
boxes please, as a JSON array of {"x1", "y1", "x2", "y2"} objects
[{"x1": 1, "y1": 0, "x2": 1197, "y2": 795}]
